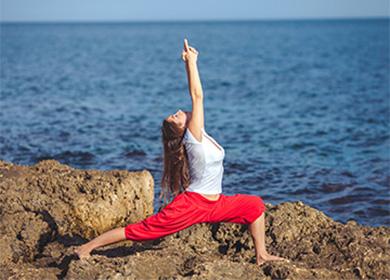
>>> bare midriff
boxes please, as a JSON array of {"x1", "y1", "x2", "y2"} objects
[{"x1": 200, "y1": 193, "x2": 220, "y2": 201}]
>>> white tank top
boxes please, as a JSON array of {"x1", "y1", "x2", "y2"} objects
[{"x1": 182, "y1": 127, "x2": 225, "y2": 194}]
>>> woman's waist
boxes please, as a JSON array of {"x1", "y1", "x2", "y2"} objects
[
  {"x1": 197, "y1": 192, "x2": 220, "y2": 200},
  {"x1": 184, "y1": 190, "x2": 222, "y2": 203},
  {"x1": 187, "y1": 179, "x2": 222, "y2": 191}
]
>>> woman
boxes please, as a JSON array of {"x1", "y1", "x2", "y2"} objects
[{"x1": 75, "y1": 39, "x2": 287, "y2": 266}]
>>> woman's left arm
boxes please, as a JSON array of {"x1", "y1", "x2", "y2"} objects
[{"x1": 182, "y1": 39, "x2": 204, "y2": 139}]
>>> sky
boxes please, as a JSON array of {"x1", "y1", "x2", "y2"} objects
[{"x1": 1, "y1": 0, "x2": 389, "y2": 22}]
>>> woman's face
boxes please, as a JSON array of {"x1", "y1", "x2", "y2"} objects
[{"x1": 166, "y1": 109, "x2": 187, "y2": 129}]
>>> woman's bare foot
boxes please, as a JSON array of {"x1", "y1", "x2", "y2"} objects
[
  {"x1": 74, "y1": 245, "x2": 92, "y2": 260},
  {"x1": 256, "y1": 251, "x2": 289, "y2": 265},
  {"x1": 256, "y1": 258, "x2": 265, "y2": 266}
]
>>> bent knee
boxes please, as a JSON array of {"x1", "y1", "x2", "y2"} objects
[
  {"x1": 243, "y1": 195, "x2": 266, "y2": 224},
  {"x1": 257, "y1": 196, "x2": 266, "y2": 211},
  {"x1": 249, "y1": 195, "x2": 265, "y2": 210}
]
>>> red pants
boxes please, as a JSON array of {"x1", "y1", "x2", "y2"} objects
[{"x1": 124, "y1": 191, "x2": 266, "y2": 241}]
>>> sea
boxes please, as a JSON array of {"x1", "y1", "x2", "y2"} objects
[{"x1": 1, "y1": 18, "x2": 389, "y2": 226}]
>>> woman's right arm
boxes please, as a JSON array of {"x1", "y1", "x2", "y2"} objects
[{"x1": 182, "y1": 39, "x2": 204, "y2": 142}]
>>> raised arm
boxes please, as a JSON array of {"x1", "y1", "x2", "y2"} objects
[{"x1": 182, "y1": 38, "x2": 204, "y2": 142}]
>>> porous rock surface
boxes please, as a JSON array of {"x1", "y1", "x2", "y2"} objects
[{"x1": 0, "y1": 159, "x2": 389, "y2": 280}]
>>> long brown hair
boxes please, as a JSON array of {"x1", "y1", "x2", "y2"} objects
[{"x1": 159, "y1": 119, "x2": 190, "y2": 205}]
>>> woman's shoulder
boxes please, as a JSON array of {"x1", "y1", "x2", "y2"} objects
[{"x1": 183, "y1": 127, "x2": 205, "y2": 145}]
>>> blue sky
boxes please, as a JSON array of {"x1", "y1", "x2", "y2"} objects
[{"x1": 1, "y1": 0, "x2": 389, "y2": 22}]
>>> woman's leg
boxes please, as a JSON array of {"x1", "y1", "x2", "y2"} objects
[
  {"x1": 75, "y1": 192, "x2": 207, "y2": 259},
  {"x1": 208, "y1": 193, "x2": 288, "y2": 265},
  {"x1": 75, "y1": 227, "x2": 126, "y2": 259},
  {"x1": 248, "y1": 212, "x2": 287, "y2": 265}
]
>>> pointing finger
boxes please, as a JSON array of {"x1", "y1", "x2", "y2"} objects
[{"x1": 184, "y1": 38, "x2": 189, "y2": 52}]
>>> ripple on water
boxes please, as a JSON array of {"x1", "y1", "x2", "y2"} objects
[
  {"x1": 327, "y1": 193, "x2": 374, "y2": 206},
  {"x1": 366, "y1": 207, "x2": 390, "y2": 220},
  {"x1": 123, "y1": 150, "x2": 147, "y2": 158},
  {"x1": 289, "y1": 187, "x2": 317, "y2": 195},
  {"x1": 320, "y1": 183, "x2": 353, "y2": 193},
  {"x1": 34, "y1": 151, "x2": 95, "y2": 165}
]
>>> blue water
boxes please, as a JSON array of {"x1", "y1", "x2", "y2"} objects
[{"x1": 1, "y1": 19, "x2": 389, "y2": 226}]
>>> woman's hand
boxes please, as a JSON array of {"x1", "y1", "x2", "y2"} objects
[{"x1": 181, "y1": 38, "x2": 199, "y2": 63}]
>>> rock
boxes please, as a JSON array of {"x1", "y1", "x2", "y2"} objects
[
  {"x1": 0, "y1": 159, "x2": 389, "y2": 279},
  {"x1": 0, "y1": 159, "x2": 153, "y2": 269}
]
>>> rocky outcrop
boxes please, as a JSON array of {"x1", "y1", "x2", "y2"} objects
[
  {"x1": 0, "y1": 159, "x2": 153, "y2": 274},
  {"x1": 0, "y1": 159, "x2": 389, "y2": 279}
]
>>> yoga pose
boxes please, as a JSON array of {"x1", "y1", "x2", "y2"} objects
[{"x1": 75, "y1": 38, "x2": 287, "y2": 265}]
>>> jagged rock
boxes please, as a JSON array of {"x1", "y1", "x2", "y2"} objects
[{"x1": 0, "y1": 159, "x2": 389, "y2": 279}]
